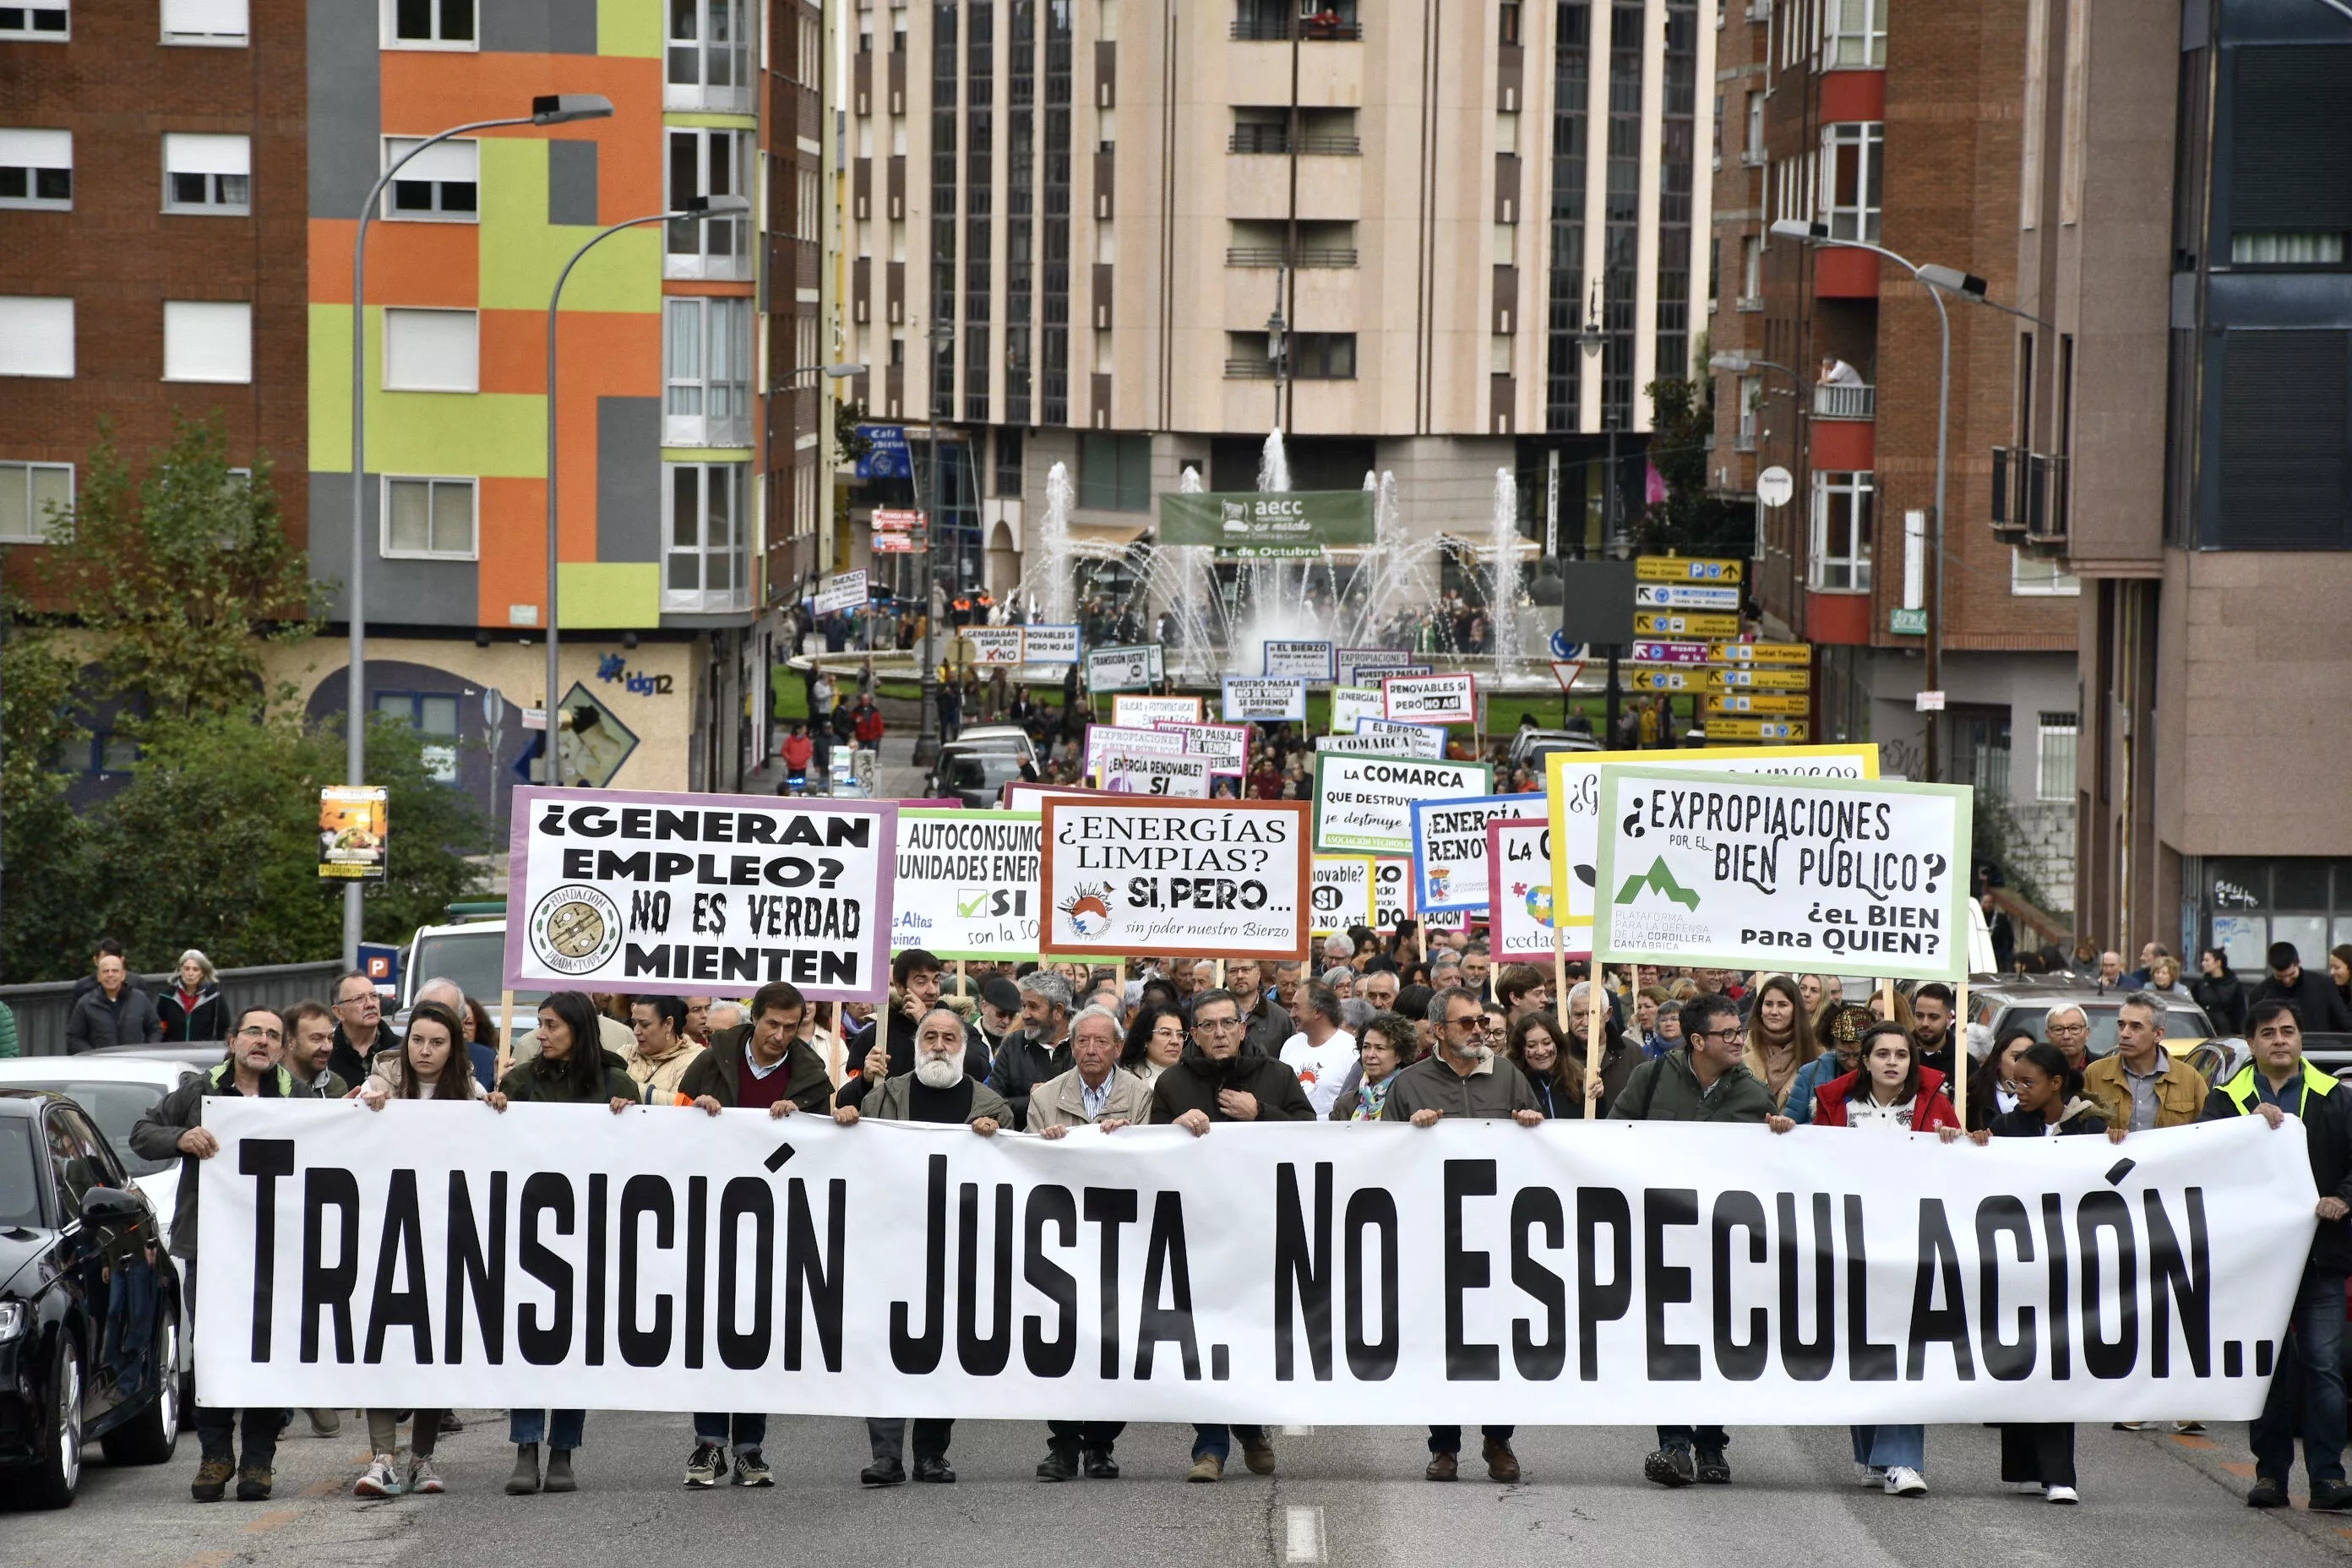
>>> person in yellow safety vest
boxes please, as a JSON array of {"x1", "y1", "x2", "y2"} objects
[{"x1": 2199, "y1": 997, "x2": 2352, "y2": 1512}]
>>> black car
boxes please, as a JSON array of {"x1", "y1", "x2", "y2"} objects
[{"x1": 0, "y1": 1090, "x2": 181, "y2": 1507}]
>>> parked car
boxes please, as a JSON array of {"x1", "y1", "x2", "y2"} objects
[
  {"x1": 1506, "y1": 728, "x2": 1600, "y2": 770},
  {"x1": 928, "y1": 746, "x2": 1033, "y2": 808},
  {"x1": 389, "y1": 906, "x2": 542, "y2": 1042},
  {"x1": 1965, "y1": 983, "x2": 2214, "y2": 1063},
  {"x1": 0, "y1": 1059, "x2": 199, "y2": 1250},
  {"x1": 946, "y1": 724, "x2": 1038, "y2": 765},
  {"x1": 0, "y1": 1089, "x2": 182, "y2": 1506}
]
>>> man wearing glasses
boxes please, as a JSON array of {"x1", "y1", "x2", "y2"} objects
[
  {"x1": 325, "y1": 969, "x2": 401, "y2": 1086},
  {"x1": 1609, "y1": 993, "x2": 1774, "y2": 1489},
  {"x1": 2044, "y1": 1004, "x2": 2092, "y2": 1074},
  {"x1": 132, "y1": 1006, "x2": 329, "y2": 1503},
  {"x1": 1148, "y1": 987, "x2": 1315, "y2": 1483},
  {"x1": 1382, "y1": 985, "x2": 1544, "y2": 1484}
]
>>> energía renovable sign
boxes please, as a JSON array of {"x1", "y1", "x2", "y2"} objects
[{"x1": 1309, "y1": 854, "x2": 1375, "y2": 934}]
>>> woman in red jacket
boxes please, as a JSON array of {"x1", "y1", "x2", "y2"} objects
[{"x1": 1769, "y1": 1022, "x2": 1963, "y2": 1499}]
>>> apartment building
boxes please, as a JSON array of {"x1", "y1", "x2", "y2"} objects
[
  {"x1": 839, "y1": 0, "x2": 1715, "y2": 596},
  {"x1": 1707, "y1": 0, "x2": 2077, "y2": 898},
  {"x1": 2008, "y1": 0, "x2": 2352, "y2": 960},
  {"x1": 1, "y1": 0, "x2": 826, "y2": 816}
]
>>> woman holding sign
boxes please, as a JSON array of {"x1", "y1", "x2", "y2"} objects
[{"x1": 498, "y1": 991, "x2": 640, "y2": 1496}]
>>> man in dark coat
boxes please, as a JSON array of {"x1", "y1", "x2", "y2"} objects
[
  {"x1": 65, "y1": 949, "x2": 162, "y2": 1052},
  {"x1": 2253, "y1": 941, "x2": 2352, "y2": 1033}
]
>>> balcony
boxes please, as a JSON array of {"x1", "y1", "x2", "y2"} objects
[
  {"x1": 1228, "y1": 126, "x2": 1361, "y2": 155},
  {"x1": 1226, "y1": 245, "x2": 1358, "y2": 268},
  {"x1": 1231, "y1": 12, "x2": 1362, "y2": 40},
  {"x1": 1733, "y1": 428, "x2": 1757, "y2": 453},
  {"x1": 1990, "y1": 446, "x2": 2070, "y2": 553},
  {"x1": 1813, "y1": 382, "x2": 1875, "y2": 420},
  {"x1": 1225, "y1": 357, "x2": 1279, "y2": 379}
]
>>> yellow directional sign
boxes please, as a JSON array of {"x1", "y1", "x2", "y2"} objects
[
  {"x1": 1704, "y1": 716, "x2": 1811, "y2": 741},
  {"x1": 1707, "y1": 692, "x2": 1812, "y2": 716},
  {"x1": 1710, "y1": 640, "x2": 1811, "y2": 666},
  {"x1": 1636, "y1": 556, "x2": 1745, "y2": 585},
  {"x1": 1625, "y1": 668, "x2": 1723, "y2": 693},
  {"x1": 1718, "y1": 666, "x2": 1812, "y2": 691},
  {"x1": 1635, "y1": 611, "x2": 1741, "y2": 638}
]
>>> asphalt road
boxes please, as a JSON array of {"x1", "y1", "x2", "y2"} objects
[{"x1": 8, "y1": 1412, "x2": 2349, "y2": 1568}]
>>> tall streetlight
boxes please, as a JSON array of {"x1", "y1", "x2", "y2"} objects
[
  {"x1": 1576, "y1": 283, "x2": 1625, "y2": 743},
  {"x1": 347, "y1": 94, "x2": 612, "y2": 963},
  {"x1": 1709, "y1": 350, "x2": 1805, "y2": 562},
  {"x1": 915, "y1": 319, "x2": 954, "y2": 769},
  {"x1": 1767, "y1": 219, "x2": 1987, "y2": 782},
  {"x1": 539, "y1": 192, "x2": 751, "y2": 784}
]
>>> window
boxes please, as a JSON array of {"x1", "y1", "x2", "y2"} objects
[
  {"x1": 1291, "y1": 331, "x2": 1357, "y2": 380},
  {"x1": 1826, "y1": 0, "x2": 1884, "y2": 67},
  {"x1": 1735, "y1": 373, "x2": 1761, "y2": 449},
  {"x1": 0, "y1": 129, "x2": 70, "y2": 210},
  {"x1": 162, "y1": 0, "x2": 247, "y2": 43},
  {"x1": 162, "y1": 133, "x2": 250, "y2": 215},
  {"x1": 0, "y1": 1, "x2": 68, "y2": 39},
  {"x1": 2010, "y1": 550, "x2": 2079, "y2": 596},
  {"x1": 667, "y1": 0, "x2": 751, "y2": 111},
  {"x1": 2034, "y1": 711, "x2": 2077, "y2": 802},
  {"x1": 2230, "y1": 232, "x2": 2349, "y2": 267},
  {"x1": 0, "y1": 297, "x2": 74, "y2": 378},
  {"x1": 1745, "y1": 92, "x2": 1764, "y2": 161},
  {"x1": 0, "y1": 461, "x2": 71, "y2": 543},
  {"x1": 382, "y1": 476, "x2": 477, "y2": 559},
  {"x1": 1738, "y1": 234, "x2": 1761, "y2": 306},
  {"x1": 382, "y1": 308, "x2": 479, "y2": 392},
  {"x1": 383, "y1": 137, "x2": 477, "y2": 220},
  {"x1": 662, "y1": 297, "x2": 752, "y2": 445},
  {"x1": 1820, "y1": 122, "x2": 1881, "y2": 242},
  {"x1": 664, "y1": 462, "x2": 749, "y2": 611},
  {"x1": 1809, "y1": 470, "x2": 1873, "y2": 590},
  {"x1": 384, "y1": 0, "x2": 474, "y2": 47},
  {"x1": 995, "y1": 426, "x2": 1023, "y2": 498},
  {"x1": 162, "y1": 301, "x2": 251, "y2": 383},
  {"x1": 1077, "y1": 433, "x2": 1151, "y2": 511},
  {"x1": 666, "y1": 128, "x2": 751, "y2": 280},
  {"x1": 376, "y1": 692, "x2": 460, "y2": 781}
]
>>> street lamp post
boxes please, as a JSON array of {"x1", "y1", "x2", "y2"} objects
[
  {"x1": 1709, "y1": 350, "x2": 1806, "y2": 566},
  {"x1": 915, "y1": 319, "x2": 955, "y2": 770},
  {"x1": 1575, "y1": 287, "x2": 1626, "y2": 743},
  {"x1": 540, "y1": 192, "x2": 750, "y2": 785},
  {"x1": 1767, "y1": 220, "x2": 1987, "y2": 783},
  {"x1": 347, "y1": 94, "x2": 611, "y2": 963}
]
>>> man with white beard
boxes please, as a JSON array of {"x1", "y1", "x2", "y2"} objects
[{"x1": 833, "y1": 1007, "x2": 1012, "y2": 1486}]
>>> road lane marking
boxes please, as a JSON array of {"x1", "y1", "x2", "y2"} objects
[
  {"x1": 1284, "y1": 1505, "x2": 1326, "y2": 1564},
  {"x1": 245, "y1": 1508, "x2": 301, "y2": 1533}
]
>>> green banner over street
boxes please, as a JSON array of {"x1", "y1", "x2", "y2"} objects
[{"x1": 1159, "y1": 490, "x2": 1377, "y2": 558}]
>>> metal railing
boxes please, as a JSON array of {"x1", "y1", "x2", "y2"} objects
[
  {"x1": 2, "y1": 961, "x2": 347, "y2": 1059},
  {"x1": 1224, "y1": 357, "x2": 1279, "y2": 379},
  {"x1": 1812, "y1": 381, "x2": 1876, "y2": 419},
  {"x1": 1231, "y1": 14, "x2": 1363, "y2": 39},
  {"x1": 1733, "y1": 429, "x2": 1756, "y2": 453},
  {"x1": 1228, "y1": 128, "x2": 1362, "y2": 155},
  {"x1": 1225, "y1": 245, "x2": 1358, "y2": 268},
  {"x1": 2024, "y1": 452, "x2": 2070, "y2": 550}
]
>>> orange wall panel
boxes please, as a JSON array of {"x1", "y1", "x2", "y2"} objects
[
  {"x1": 479, "y1": 308, "x2": 549, "y2": 395},
  {"x1": 1818, "y1": 71, "x2": 1886, "y2": 123},
  {"x1": 378, "y1": 52, "x2": 665, "y2": 222},
  {"x1": 476, "y1": 475, "x2": 548, "y2": 629},
  {"x1": 1816, "y1": 248, "x2": 1881, "y2": 298},
  {"x1": 1811, "y1": 418, "x2": 1876, "y2": 472},
  {"x1": 309, "y1": 219, "x2": 479, "y2": 308}
]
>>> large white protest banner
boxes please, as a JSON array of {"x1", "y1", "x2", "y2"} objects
[
  {"x1": 1113, "y1": 694, "x2": 1204, "y2": 727},
  {"x1": 1222, "y1": 677, "x2": 1308, "y2": 722},
  {"x1": 1486, "y1": 817, "x2": 1575, "y2": 960},
  {"x1": 194, "y1": 1102, "x2": 2314, "y2": 1424},
  {"x1": 1545, "y1": 744, "x2": 1880, "y2": 929},
  {"x1": 1593, "y1": 767, "x2": 1972, "y2": 982},
  {"x1": 1409, "y1": 793, "x2": 1531, "y2": 912},
  {"x1": 1312, "y1": 753, "x2": 1492, "y2": 857},
  {"x1": 1042, "y1": 798, "x2": 1310, "y2": 961},
  {"x1": 1101, "y1": 750, "x2": 1214, "y2": 798},
  {"x1": 890, "y1": 809, "x2": 1043, "y2": 960},
  {"x1": 1310, "y1": 854, "x2": 1375, "y2": 934},
  {"x1": 504, "y1": 787, "x2": 895, "y2": 1002}
]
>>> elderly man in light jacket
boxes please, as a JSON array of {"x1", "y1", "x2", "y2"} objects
[{"x1": 1025, "y1": 1004, "x2": 1150, "y2": 1483}]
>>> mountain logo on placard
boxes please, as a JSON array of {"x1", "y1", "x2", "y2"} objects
[
  {"x1": 1614, "y1": 858, "x2": 1701, "y2": 911},
  {"x1": 1059, "y1": 882, "x2": 1117, "y2": 938}
]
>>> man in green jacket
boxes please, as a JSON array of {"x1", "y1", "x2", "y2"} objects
[{"x1": 1612, "y1": 993, "x2": 1773, "y2": 1489}]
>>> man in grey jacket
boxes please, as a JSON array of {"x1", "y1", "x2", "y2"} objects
[{"x1": 1384, "y1": 984, "x2": 1543, "y2": 1482}]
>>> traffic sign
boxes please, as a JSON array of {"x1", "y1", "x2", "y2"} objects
[
  {"x1": 1756, "y1": 466, "x2": 1794, "y2": 508},
  {"x1": 1625, "y1": 668, "x2": 1723, "y2": 693},
  {"x1": 1710, "y1": 640, "x2": 1810, "y2": 666},
  {"x1": 1718, "y1": 667, "x2": 1812, "y2": 691},
  {"x1": 1636, "y1": 556, "x2": 1744, "y2": 585},
  {"x1": 1549, "y1": 660, "x2": 1587, "y2": 691},
  {"x1": 1707, "y1": 692, "x2": 1811, "y2": 716},
  {"x1": 1634, "y1": 611, "x2": 1740, "y2": 639},
  {"x1": 1704, "y1": 716, "x2": 1810, "y2": 741},
  {"x1": 1889, "y1": 607, "x2": 1928, "y2": 635},
  {"x1": 872, "y1": 509, "x2": 925, "y2": 531},
  {"x1": 1549, "y1": 629, "x2": 1583, "y2": 660},
  {"x1": 1634, "y1": 583, "x2": 1741, "y2": 611},
  {"x1": 1628, "y1": 640, "x2": 1712, "y2": 666}
]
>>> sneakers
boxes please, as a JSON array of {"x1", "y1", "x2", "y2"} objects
[
  {"x1": 1241, "y1": 1433, "x2": 1277, "y2": 1475},
  {"x1": 2044, "y1": 1484, "x2": 2080, "y2": 1505},
  {"x1": 1484, "y1": 1437, "x2": 1522, "y2": 1484},
  {"x1": 1082, "y1": 1448, "x2": 1119, "y2": 1479},
  {"x1": 2311, "y1": 1480, "x2": 2352, "y2": 1512},
  {"x1": 1037, "y1": 1446, "x2": 1079, "y2": 1482},
  {"x1": 235, "y1": 1465, "x2": 275, "y2": 1502},
  {"x1": 1694, "y1": 1443, "x2": 1731, "y2": 1485},
  {"x1": 355, "y1": 1453, "x2": 405, "y2": 1498},
  {"x1": 1859, "y1": 1464, "x2": 1888, "y2": 1488},
  {"x1": 192, "y1": 1456, "x2": 235, "y2": 1503},
  {"x1": 1882, "y1": 1466, "x2": 1927, "y2": 1498},
  {"x1": 685, "y1": 1442, "x2": 729, "y2": 1489},
  {"x1": 1643, "y1": 1445, "x2": 1697, "y2": 1488},
  {"x1": 912, "y1": 1455, "x2": 956, "y2": 1484},
  {"x1": 406, "y1": 1456, "x2": 445, "y2": 1494},
  {"x1": 861, "y1": 1457, "x2": 906, "y2": 1487},
  {"x1": 1186, "y1": 1453, "x2": 1224, "y2": 1484},
  {"x1": 2110, "y1": 1421, "x2": 2146, "y2": 1431},
  {"x1": 543, "y1": 1449, "x2": 576, "y2": 1493},
  {"x1": 732, "y1": 1450, "x2": 775, "y2": 1487},
  {"x1": 1424, "y1": 1451, "x2": 1459, "y2": 1482},
  {"x1": 2246, "y1": 1476, "x2": 2289, "y2": 1508},
  {"x1": 2170, "y1": 1420, "x2": 2206, "y2": 1435},
  {"x1": 2008, "y1": 1479, "x2": 2047, "y2": 1495},
  {"x1": 507, "y1": 1443, "x2": 542, "y2": 1495}
]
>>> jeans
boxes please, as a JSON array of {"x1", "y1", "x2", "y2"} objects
[
  {"x1": 694, "y1": 1413, "x2": 768, "y2": 1451},
  {"x1": 510, "y1": 1409, "x2": 586, "y2": 1448},
  {"x1": 367, "y1": 1409, "x2": 442, "y2": 1457},
  {"x1": 867, "y1": 1418, "x2": 953, "y2": 1464},
  {"x1": 1999, "y1": 1424, "x2": 2077, "y2": 1489},
  {"x1": 1191, "y1": 1424, "x2": 1267, "y2": 1461},
  {"x1": 1047, "y1": 1420, "x2": 1124, "y2": 1453},
  {"x1": 2252, "y1": 1265, "x2": 2349, "y2": 1486},
  {"x1": 1429, "y1": 1424, "x2": 1515, "y2": 1454},
  {"x1": 1657, "y1": 1424, "x2": 1729, "y2": 1452},
  {"x1": 186, "y1": 1256, "x2": 282, "y2": 1467},
  {"x1": 1849, "y1": 1424, "x2": 1925, "y2": 1472}
]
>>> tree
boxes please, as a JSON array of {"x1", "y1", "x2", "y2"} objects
[
  {"x1": 0, "y1": 599, "x2": 94, "y2": 982},
  {"x1": 1637, "y1": 376, "x2": 1750, "y2": 558}
]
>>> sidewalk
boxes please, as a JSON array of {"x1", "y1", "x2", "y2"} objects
[{"x1": 744, "y1": 732, "x2": 932, "y2": 800}]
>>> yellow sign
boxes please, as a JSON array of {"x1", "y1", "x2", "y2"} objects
[
  {"x1": 1718, "y1": 667, "x2": 1813, "y2": 691},
  {"x1": 1635, "y1": 611, "x2": 1741, "y2": 638},
  {"x1": 1635, "y1": 556, "x2": 1745, "y2": 585},
  {"x1": 318, "y1": 786, "x2": 388, "y2": 881},
  {"x1": 1625, "y1": 668, "x2": 1721, "y2": 693},
  {"x1": 1710, "y1": 640, "x2": 1810, "y2": 666},
  {"x1": 1704, "y1": 717, "x2": 1813, "y2": 741},
  {"x1": 1707, "y1": 692, "x2": 1812, "y2": 716}
]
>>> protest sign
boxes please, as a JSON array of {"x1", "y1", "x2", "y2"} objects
[
  {"x1": 1222, "y1": 677, "x2": 1309, "y2": 722},
  {"x1": 1113, "y1": 694, "x2": 1204, "y2": 727},
  {"x1": 1003, "y1": 781, "x2": 1122, "y2": 813},
  {"x1": 1592, "y1": 767, "x2": 1972, "y2": 982},
  {"x1": 504, "y1": 787, "x2": 896, "y2": 1001},
  {"x1": 1083, "y1": 723, "x2": 1188, "y2": 781},
  {"x1": 1408, "y1": 793, "x2": 1530, "y2": 912},
  {"x1": 1153, "y1": 720, "x2": 1250, "y2": 776},
  {"x1": 1019, "y1": 624, "x2": 1082, "y2": 664},
  {"x1": 1372, "y1": 857, "x2": 1414, "y2": 932},
  {"x1": 814, "y1": 569, "x2": 867, "y2": 617},
  {"x1": 1545, "y1": 744, "x2": 1879, "y2": 929},
  {"x1": 1310, "y1": 854, "x2": 1375, "y2": 934},
  {"x1": 961, "y1": 627, "x2": 1026, "y2": 666},
  {"x1": 193, "y1": 1102, "x2": 2316, "y2": 1424},
  {"x1": 1087, "y1": 645, "x2": 1162, "y2": 692},
  {"x1": 1101, "y1": 750, "x2": 1214, "y2": 798},
  {"x1": 890, "y1": 809, "x2": 1043, "y2": 960},
  {"x1": 1486, "y1": 816, "x2": 1575, "y2": 960},
  {"x1": 1263, "y1": 640, "x2": 1337, "y2": 683},
  {"x1": 1312, "y1": 754, "x2": 1492, "y2": 857},
  {"x1": 1382, "y1": 672, "x2": 1477, "y2": 726},
  {"x1": 1328, "y1": 684, "x2": 1383, "y2": 735},
  {"x1": 1042, "y1": 798, "x2": 1310, "y2": 961},
  {"x1": 1353, "y1": 716, "x2": 1447, "y2": 760},
  {"x1": 1335, "y1": 647, "x2": 1418, "y2": 687}
]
